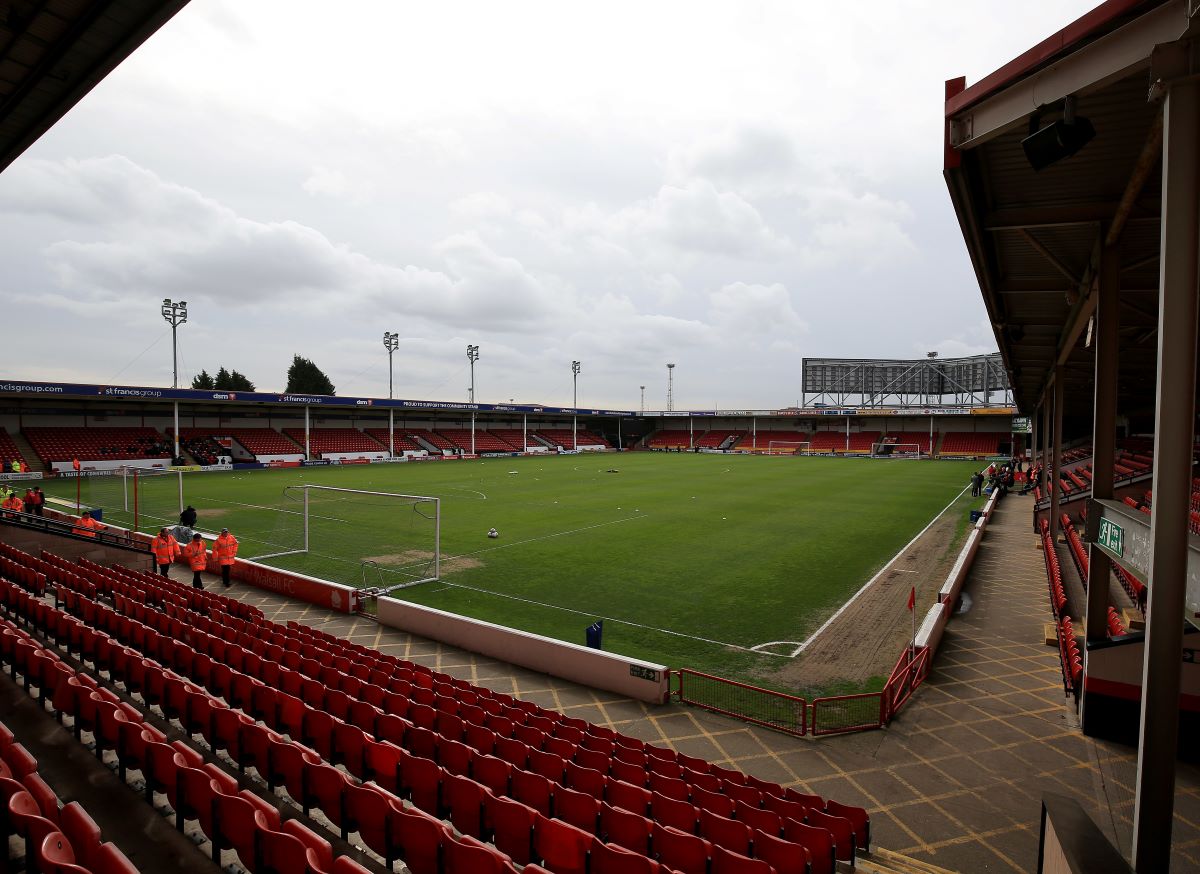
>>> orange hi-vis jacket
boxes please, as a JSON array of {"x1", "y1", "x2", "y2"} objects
[
  {"x1": 73, "y1": 517, "x2": 105, "y2": 538},
  {"x1": 1, "y1": 496, "x2": 23, "y2": 515},
  {"x1": 214, "y1": 533, "x2": 239, "y2": 566},
  {"x1": 152, "y1": 533, "x2": 180, "y2": 565},
  {"x1": 181, "y1": 539, "x2": 208, "y2": 572}
]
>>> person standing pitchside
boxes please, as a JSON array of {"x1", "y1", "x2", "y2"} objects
[
  {"x1": 214, "y1": 527, "x2": 239, "y2": 588},
  {"x1": 151, "y1": 527, "x2": 180, "y2": 577},
  {"x1": 181, "y1": 533, "x2": 208, "y2": 590}
]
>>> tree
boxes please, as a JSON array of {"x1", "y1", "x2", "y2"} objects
[
  {"x1": 285, "y1": 355, "x2": 335, "y2": 395},
  {"x1": 194, "y1": 367, "x2": 256, "y2": 391},
  {"x1": 227, "y1": 370, "x2": 256, "y2": 391}
]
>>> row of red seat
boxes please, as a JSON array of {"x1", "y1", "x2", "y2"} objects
[
  {"x1": 1, "y1": 621, "x2": 141, "y2": 873},
  {"x1": 24, "y1": 427, "x2": 173, "y2": 465},
  {"x1": 1058, "y1": 617, "x2": 1082, "y2": 693},
  {"x1": 6, "y1": 546, "x2": 869, "y2": 872},
  {"x1": 77, "y1": 580, "x2": 836, "y2": 874},
  {"x1": 1040, "y1": 519, "x2": 1067, "y2": 617},
  {"x1": 131, "y1": 593, "x2": 859, "y2": 873},
  {"x1": 0, "y1": 430, "x2": 30, "y2": 471},
  {"x1": 1059, "y1": 515, "x2": 1129, "y2": 639}
]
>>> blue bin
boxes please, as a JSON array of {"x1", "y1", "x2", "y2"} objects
[
  {"x1": 90, "y1": 508, "x2": 103, "y2": 522},
  {"x1": 585, "y1": 620, "x2": 603, "y2": 650},
  {"x1": 969, "y1": 510, "x2": 983, "y2": 523}
]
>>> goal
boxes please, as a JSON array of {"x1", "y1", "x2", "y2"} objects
[
  {"x1": 764, "y1": 441, "x2": 811, "y2": 456},
  {"x1": 870, "y1": 443, "x2": 923, "y2": 458},
  {"x1": 56, "y1": 466, "x2": 183, "y2": 534},
  {"x1": 246, "y1": 485, "x2": 442, "y2": 594}
]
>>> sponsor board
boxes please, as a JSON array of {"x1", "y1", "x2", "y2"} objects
[
  {"x1": 301, "y1": 459, "x2": 332, "y2": 466},
  {"x1": 0, "y1": 471, "x2": 43, "y2": 482},
  {"x1": 232, "y1": 462, "x2": 265, "y2": 470},
  {"x1": 265, "y1": 460, "x2": 302, "y2": 468}
]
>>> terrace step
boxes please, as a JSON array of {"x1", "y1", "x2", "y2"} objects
[
  {"x1": 8, "y1": 430, "x2": 45, "y2": 472},
  {"x1": 849, "y1": 847, "x2": 962, "y2": 874}
]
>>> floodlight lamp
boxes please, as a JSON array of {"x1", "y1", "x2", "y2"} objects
[{"x1": 1022, "y1": 99, "x2": 1095, "y2": 172}]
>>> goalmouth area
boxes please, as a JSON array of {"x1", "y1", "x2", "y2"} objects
[{"x1": 44, "y1": 452, "x2": 978, "y2": 687}]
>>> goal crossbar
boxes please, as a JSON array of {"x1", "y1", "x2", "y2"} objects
[
  {"x1": 246, "y1": 485, "x2": 442, "y2": 590},
  {"x1": 764, "y1": 441, "x2": 811, "y2": 455}
]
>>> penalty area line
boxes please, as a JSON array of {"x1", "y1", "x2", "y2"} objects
[
  {"x1": 780, "y1": 482, "x2": 972, "y2": 659},
  {"x1": 415, "y1": 579, "x2": 788, "y2": 656}
]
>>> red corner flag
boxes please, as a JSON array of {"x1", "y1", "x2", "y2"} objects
[
  {"x1": 72, "y1": 458, "x2": 80, "y2": 471},
  {"x1": 907, "y1": 586, "x2": 916, "y2": 611}
]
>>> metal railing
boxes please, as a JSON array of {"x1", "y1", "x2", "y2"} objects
[
  {"x1": 0, "y1": 508, "x2": 148, "y2": 554},
  {"x1": 673, "y1": 669, "x2": 808, "y2": 737}
]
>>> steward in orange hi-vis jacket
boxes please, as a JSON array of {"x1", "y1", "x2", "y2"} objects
[
  {"x1": 214, "y1": 528, "x2": 239, "y2": 588},
  {"x1": 151, "y1": 528, "x2": 180, "y2": 577},
  {"x1": 72, "y1": 511, "x2": 105, "y2": 538},
  {"x1": 181, "y1": 533, "x2": 208, "y2": 590}
]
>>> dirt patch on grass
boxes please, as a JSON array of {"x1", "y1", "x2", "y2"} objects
[
  {"x1": 766, "y1": 492, "x2": 972, "y2": 695},
  {"x1": 198, "y1": 508, "x2": 231, "y2": 519},
  {"x1": 363, "y1": 550, "x2": 483, "y2": 574}
]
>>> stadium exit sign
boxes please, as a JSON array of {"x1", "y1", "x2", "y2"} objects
[{"x1": 1098, "y1": 518, "x2": 1125, "y2": 557}]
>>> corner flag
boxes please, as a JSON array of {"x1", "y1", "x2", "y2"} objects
[{"x1": 907, "y1": 586, "x2": 915, "y2": 611}]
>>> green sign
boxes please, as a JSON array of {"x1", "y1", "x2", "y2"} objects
[
  {"x1": 1098, "y1": 518, "x2": 1125, "y2": 556},
  {"x1": 1012, "y1": 416, "x2": 1031, "y2": 434}
]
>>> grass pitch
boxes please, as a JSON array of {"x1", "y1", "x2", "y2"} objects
[{"x1": 48, "y1": 454, "x2": 975, "y2": 681}]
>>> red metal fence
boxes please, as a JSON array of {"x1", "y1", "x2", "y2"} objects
[{"x1": 672, "y1": 645, "x2": 931, "y2": 738}]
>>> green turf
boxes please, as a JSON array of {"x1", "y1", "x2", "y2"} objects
[{"x1": 44, "y1": 454, "x2": 975, "y2": 682}]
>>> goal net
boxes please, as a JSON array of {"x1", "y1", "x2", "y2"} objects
[
  {"x1": 765, "y1": 441, "x2": 811, "y2": 456},
  {"x1": 870, "y1": 443, "x2": 923, "y2": 458},
  {"x1": 245, "y1": 485, "x2": 441, "y2": 593},
  {"x1": 48, "y1": 466, "x2": 183, "y2": 534}
]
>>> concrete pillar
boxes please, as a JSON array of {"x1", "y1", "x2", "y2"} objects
[
  {"x1": 1133, "y1": 71, "x2": 1200, "y2": 874},
  {"x1": 1084, "y1": 241, "x2": 1120, "y2": 645}
]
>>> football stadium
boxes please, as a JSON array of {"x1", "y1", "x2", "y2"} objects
[{"x1": 1, "y1": 3, "x2": 1199, "y2": 874}]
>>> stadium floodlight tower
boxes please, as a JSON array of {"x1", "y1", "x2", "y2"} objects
[
  {"x1": 666, "y1": 363, "x2": 675, "y2": 411},
  {"x1": 161, "y1": 299, "x2": 187, "y2": 460},
  {"x1": 466, "y1": 344, "x2": 479, "y2": 455},
  {"x1": 383, "y1": 331, "x2": 399, "y2": 457},
  {"x1": 571, "y1": 360, "x2": 581, "y2": 450},
  {"x1": 640, "y1": 385, "x2": 645, "y2": 414}
]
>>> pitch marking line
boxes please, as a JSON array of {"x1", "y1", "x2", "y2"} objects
[
  {"x1": 761, "y1": 483, "x2": 972, "y2": 658},
  {"x1": 201, "y1": 495, "x2": 353, "y2": 524}
]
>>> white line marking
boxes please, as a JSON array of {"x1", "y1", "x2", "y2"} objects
[
  {"x1": 201, "y1": 495, "x2": 352, "y2": 524},
  {"x1": 414, "y1": 579, "x2": 788, "y2": 656},
  {"x1": 893, "y1": 568, "x2": 918, "y2": 574},
  {"x1": 749, "y1": 640, "x2": 805, "y2": 653},
  {"x1": 784, "y1": 483, "x2": 972, "y2": 658}
]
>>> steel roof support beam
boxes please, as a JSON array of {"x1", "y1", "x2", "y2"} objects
[
  {"x1": 1132, "y1": 54, "x2": 1199, "y2": 874},
  {"x1": 1083, "y1": 240, "x2": 1119, "y2": 652},
  {"x1": 947, "y1": 0, "x2": 1189, "y2": 150},
  {"x1": 1050, "y1": 365, "x2": 1065, "y2": 537}
]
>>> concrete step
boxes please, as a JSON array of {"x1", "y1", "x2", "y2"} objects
[
  {"x1": 8, "y1": 430, "x2": 46, "y2": 472},
  {"x1": 849, "y1": 847, "x2": 961, "y2": 874}
]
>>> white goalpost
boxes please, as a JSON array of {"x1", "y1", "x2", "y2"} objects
[
  {"x1": 66, "y1": 465, "x2": 184, "y2": 533},
  {"x1": 247, "y1": 484, "x2": 442, "y2": 593},
  {"x1": 870, "y1": 443, "x2": 923, "y2": 458},
  {"x1": 764, "y1": 441, "x2": 811, "y2": 456}
]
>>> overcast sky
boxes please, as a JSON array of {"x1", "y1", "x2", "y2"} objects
[{"x1": 0, "y1": 1, "x2": 1098, "y2": 410}]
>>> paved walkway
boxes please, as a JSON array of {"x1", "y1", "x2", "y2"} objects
[{"x1": 198, "y1": 493, "x2": 1200, "y2": 872}]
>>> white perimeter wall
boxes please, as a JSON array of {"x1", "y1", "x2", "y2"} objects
[{"x1": 376, "y1": 597, "x2": 670, "y2": 703}]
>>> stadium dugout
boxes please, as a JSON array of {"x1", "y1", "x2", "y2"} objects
[{"x1": 944, "y1": 0, "x2": 1198, "y2": 869}]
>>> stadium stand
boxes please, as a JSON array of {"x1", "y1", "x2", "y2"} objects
[
  {"x1": 808, "y1": 431, "x2": 880, "y2": 453},
  {"x1": 282, "y1": 429, "x2": 385, "y2": 456},
  {"x1": 646, "y1": 430, "x2": 693, "y2": 449},
  {"x1": 878, "y1": 434, "x2": 933, "y2": 454},
  {"x1": 226, "y1": 429, "x2": 303, "y2": 457},
  {"x1": 436, "y1": 429, "x2": 520, "y2": 453},
  {"x1": 732, "y1": 431, "x2": 809, "y2": 450},
  {"x1": 537, "y1": 429, "x2": 611, "y2": 448},
  {"x1": 694, "y1": 431, "x2": 743, "y2": 449},
  {"x1": 0, "y1": 430, "x2": 30, "y2": 471},
  {"x1": 168, "y1": 428, "x2": 228, "y2": 466},
  {"x1": 488, "y1": 429, "x2": 537, "y2": 450},
  {"x1": 406, "y1": 429, "x2": 456, "y2": 452},
  {"x1": 0, "y1": 537, "x2": 872, "y2": 873},
  {"x1": 939, "y1": 432, "x2": 1001, "y2": 456},
  {"x1": 362, "y1": 429, "x2": 423, "y2": 452},
  {"x1": 24, "y1": 427, "x2": 172, "y2": 465}
]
